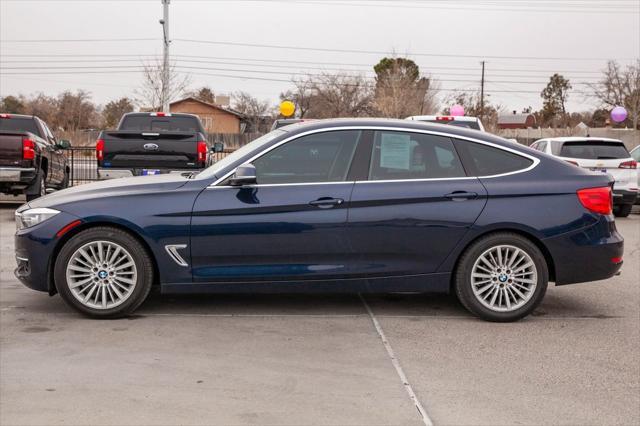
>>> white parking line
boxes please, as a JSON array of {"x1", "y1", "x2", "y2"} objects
[{"x1": 359, "y1": 294, "x2": 434, "y2": 426}]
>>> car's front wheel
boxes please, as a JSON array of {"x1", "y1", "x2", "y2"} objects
[
  {"x1": 54, "y1": 227, "x2": 154, "y2": 318},
  {"x1": 454, "y1": 233, "x2": 548, "y2": 322}
]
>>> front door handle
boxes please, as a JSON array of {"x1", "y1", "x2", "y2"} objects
[
  {"x1": 444, "y1": 191, "x2": 478, "y2": 201},
  {"x1": 309, "y1": 197, "x2": 344, "y2": 209}
]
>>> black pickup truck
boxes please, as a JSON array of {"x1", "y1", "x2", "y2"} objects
[
  {"x1": 0, "y1": 114, "x2": 70, "y2": 201},
  {"x1": 97, "y1": 112, "x2": 222, "y2": 179}
]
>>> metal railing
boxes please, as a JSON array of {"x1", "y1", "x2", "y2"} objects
[{"x1": 64, "y1": 147, "x2": 98, "y2": 186}]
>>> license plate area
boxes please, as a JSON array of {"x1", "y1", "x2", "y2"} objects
[{"x1": 142, "y1": 169, "x2": 160, "y2": 176}]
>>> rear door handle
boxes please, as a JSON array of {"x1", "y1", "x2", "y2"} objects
[
  {"x1": 444, "y1": 191, "x2": 478, "y2": 201},
  {"x1": 309, "y1": 197, "x2": 344, "y2": 209}
]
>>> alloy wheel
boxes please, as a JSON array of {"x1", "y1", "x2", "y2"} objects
[
  {"x1": 470, "y1": 244, "x2": 538, "y2": 312},
  {"x1": 66, "y1": 240, "x2": 138, "y2": 309}
]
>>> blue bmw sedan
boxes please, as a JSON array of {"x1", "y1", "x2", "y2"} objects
[{"x1": 14, "y1": 119, "x2": 624, "y2": 321}]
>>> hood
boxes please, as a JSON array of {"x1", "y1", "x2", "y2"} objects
[{"x1": 28, "y1": 173, "x2": 194, "y2": 209}]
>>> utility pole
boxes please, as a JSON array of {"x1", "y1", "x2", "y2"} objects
[
  {"x1": 479, "y1": 60, "x2": 485, "y2": 122},
  {"x1": 160, "y1": 0, "x2": 170, "y2": 113}
]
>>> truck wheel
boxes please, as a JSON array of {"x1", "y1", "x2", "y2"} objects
[
  {"x1": 25, "y1": 170, "x2": 46, "y2": 202},
  {"x1": 61, "y1": 170, "x2": 70, "y2": 189},
  {"x1": 613, "y1": 204, "x2": 632, "y2": 218},
  {"x1": 454, "y1": 232, "x2": 548, "y2": 322},
  {"x1": 54, "y1": 227, "x2": 154, "y2": 318}
]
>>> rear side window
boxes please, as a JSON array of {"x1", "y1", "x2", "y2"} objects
[
  {"x1": 119, "y1": 115, "x2": 202, "y2": 132},
  {"x1": 253, "y1": 130, "x2": 361, "y2": 184},
  {"x1": 454, "y1": 139, "x2": 533, "y2": 176},
  {"x1": 0, "y1": 117, "x2": 40, "y2": 136},
  {"x1": 369, "y1": 131, "x2": 466, "y2": 180},
  {"x1": 559, "y1": 141, "x2": 630, "y2": 159}
]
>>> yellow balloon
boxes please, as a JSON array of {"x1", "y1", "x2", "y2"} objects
[{"x1": 279, "y1": 100, "x2": 296, "y2": 117}]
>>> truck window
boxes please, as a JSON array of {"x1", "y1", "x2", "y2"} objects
[
  {"x1": 119, "y1": 115, "x2": 202, "y2": 132},
  {"x1": 0, "y1": 117, "x2": 40, "y2": 136}
]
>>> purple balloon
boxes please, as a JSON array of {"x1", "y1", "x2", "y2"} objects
[
  {"x1": 450, "y1": 104, "x2": 465, "y2": 116},
  {"x1": 611, "y1": 106, "x2": 627, "y2": 123}
]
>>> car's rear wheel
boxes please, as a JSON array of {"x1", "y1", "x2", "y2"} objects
[
  {"x1": 454, "y1": 233, "x2": 548, "y2": 322},
  {"x1": 54, "y1": 227, "x2": 154, "y2": 318},
  {"x1": 25, "y1": 170, "x2": 46, "y2": 202},
  {"x1": 613, "y1": 204, "x2": 632, "y2": 218}
]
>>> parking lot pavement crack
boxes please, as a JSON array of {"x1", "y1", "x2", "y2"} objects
[{"x1": 359, "y1": 294, "x2": 434, "y2": 426}]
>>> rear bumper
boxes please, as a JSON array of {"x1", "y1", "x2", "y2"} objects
[
  {"x1": 98, "y1": 168, "x2": 196, "y2": 179},
  {"x1": 544, "y1": 215, "x2": 624, "y2": 285},
  {"x1": 613, "y1": 189, "x2": 637, "y2": 206},
  {"x1": 0, "y1": 167, "x2": 36, "y2": 192}
]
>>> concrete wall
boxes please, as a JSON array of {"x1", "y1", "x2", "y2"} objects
[
  {"x1": 498, "y1": 127, "x2": 640, "y2": 150},
  {"x1": 170, "y1": 100, "x2": 241, "y2": 134}
]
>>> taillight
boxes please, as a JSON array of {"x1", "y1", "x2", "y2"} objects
[
  {"x1": 619, "y1": 160, "x2": 637, "y2": 169},
  {"x1": 436, "y1": 116, "x2": 454, "y2": 121},
  {"x1": 577, "y1": 187, "x2": 612, "y2": 215},
  {"x1": 565, "y1": 160, "x2": 579, "y2": 167},
  {"x1": 0, "y1": 113, "x2": 11, "y2": 119},
  {"x1": 22, "y1": 138, "x2": 35, "y2": 160},
  {"x1": 197, "y1": 141, "x2": 207, "y2": 164},
  {"x1": 96, "y1": 139, "x2": 104, "y2": 161}
]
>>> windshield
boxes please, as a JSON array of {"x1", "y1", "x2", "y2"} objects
[
  {"x1": 560, "y1": 141, "x2": 629, "y2": 159},
  {"x1": 0, "y1": 117, "x2": 40, "y2": 135},
  {"x1": 119, "y1": 115, "x2": 202, "y2": 132},
  {"x1": 195, "y1": 130, "x2": 286, "y2": 180},
  {"x1": 422, "y1": 119, "x2": 481, "y2": 131}
]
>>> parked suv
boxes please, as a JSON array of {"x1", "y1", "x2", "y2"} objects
[
  {"x1": 0, "y1": 113, "x2": 70, "y2": 201},
  {"x1": 406, "y1": 115, "x2": 485, "y2": 131},
  {"x1": 530, "y1": 137, "x2": 637, "y2": 217}
]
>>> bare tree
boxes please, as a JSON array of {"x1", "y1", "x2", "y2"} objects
[
  {"x1": 54, "y1": 90, "x2": 98, "y2": 131},
  {"x1": 232, "y1": 91, "x2": 274, "y2": 133},
  {"x1": 135, "y1": 60, "x2": 191, "y2": 110},
  {"x1": 373, "y1": 57, "x2": 439, "y2": 118},
  {"x1": 304, "y1": 73, "x2": 373, "y2": 118},
  {"x1": 279, "y1": 78, "x2": 314, "y2": 118},
  {"x1": 442, "y1": 92, "x2": 502, "y2": 131},
  {"x1": 103, "y1": 97, "x2": 135, "y2": 128},
  {"x1": 591, "y1": 60, "x2": 640, "y2": 129}
]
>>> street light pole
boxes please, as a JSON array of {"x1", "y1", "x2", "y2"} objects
[
  {"x1": 479, "y1": 60, "x2": 485, "y2": 122},
  {"x1": 161, "y1": 0, "x2": 170, "y2": 113}
]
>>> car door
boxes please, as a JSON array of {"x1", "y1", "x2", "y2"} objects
[
  {"x1": 347, "y1": 129, "x2": 488, "y2": 277},
  {"x1": 190, "y1": 129, "x2": 364, "y2": 283}
]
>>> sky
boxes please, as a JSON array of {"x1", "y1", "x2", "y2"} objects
[{"x1": 1, "y1": 0, "x2": 639, "y2": 115}]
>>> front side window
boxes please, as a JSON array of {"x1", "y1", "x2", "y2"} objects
[
  {"x1": 368, "y1": 131, "x2": 466, "y2": 180},
  {"x1": 454, "y1": 139, "x2": 533, "y2": 176},
  {"x1": 252, "y1": 130, "x2": 361, "y2": 184}
]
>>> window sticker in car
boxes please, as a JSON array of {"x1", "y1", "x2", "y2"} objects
[{"x1": 380, "y1": 132, "x2": 411, "y2": 170}]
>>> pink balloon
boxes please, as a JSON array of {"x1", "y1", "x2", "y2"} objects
[
  {"x1": 611, "y1": 106, "x2": 627, "y2": 123},
  {"x1": 450, "y1": 104, "x2": 465, "y2": 116}
]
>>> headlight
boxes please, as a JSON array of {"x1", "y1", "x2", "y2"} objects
[{"x1": 15, "y1": 208, "x2": 60, "y2": 231}]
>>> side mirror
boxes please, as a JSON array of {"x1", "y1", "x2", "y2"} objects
[
  {"x1": 229, "y1": 163, "x2": 257, "y2": 186},
  {"x1": 57, "y1": 140, "x2": 71, "y2": 149},
  {"x1": 212, "y1": 142, "x2": 224, "y2": 153}
]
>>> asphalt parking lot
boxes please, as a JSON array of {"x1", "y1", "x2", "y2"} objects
[{"x1": 0, "y1": 201, "x2": 638, "y2": 426}]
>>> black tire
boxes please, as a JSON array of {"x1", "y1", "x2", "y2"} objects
[
  {"x1": 54, "y1": 226, "x2": 154, "y2": 319},
  {"x1": 60, "y1": 170, "x2": 70, "y2": 189},
  {"x1": 613, "y1": 204, "x2": 632, "y2": 218},
  {"x1": 25, "y1": 170, "x2": 46, "y2": 202},
  {"x1": 454, "y1": 232, "x2": 549, "y2": 322}
]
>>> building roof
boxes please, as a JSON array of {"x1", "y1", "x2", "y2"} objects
[
  {"x1": 170, "y1": 97, "x2": 245, "y2": 119},
  {"x1": 498, "y1": 113, "x2": 534, "y2": 125}
]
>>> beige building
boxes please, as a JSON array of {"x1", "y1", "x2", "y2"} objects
[{"x1": 169, "y1": 97, "x2": 245, "y2": 134}]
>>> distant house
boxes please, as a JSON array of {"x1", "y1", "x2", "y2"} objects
[
  {"x1": 169, "y1": 97, "x2": 245, "y2": 133},
  {"x1": 498, "y1": 112, "x2": 537, "y2": 129}
]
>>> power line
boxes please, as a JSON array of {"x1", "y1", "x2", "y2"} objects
[{"x1": 173, "y1": 38, "x2": 633, "y2": 61}]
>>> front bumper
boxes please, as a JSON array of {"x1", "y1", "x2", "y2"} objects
[
  {"x1": 545, "y1": 215, "x2": 624, "y2": 285},
  {"x1": 14, "y1": 210, "x2": 82, "y2": 293},
  {"x1": 613, "y1": 188, "x2": 638, "y2": 206}
]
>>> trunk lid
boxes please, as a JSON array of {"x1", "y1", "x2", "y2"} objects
[
  {"x1": 0, "y1": 132, "x2": 27, "y2": 167},
  {"x1": 100, "y1": 130, "x2": 202, "y2": 171}
]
